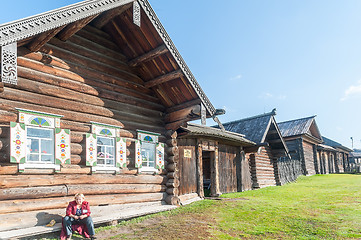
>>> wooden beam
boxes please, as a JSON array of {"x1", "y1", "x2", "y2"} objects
[
  {"x1": 166, "y1": 99, "x2": 201, "y2": 113},
  {"x1": 145, "y1": 69, "x2": 183, "y2": 88},
  {"x1": 0, "y1": 82, "x2": 4, "y2": 93},
  {"x1": 128, "y1": 45, "x2": 169, "y2": 67},
  {"x1": 164, "y1": 105, "x2": 200, "y2": 123},
  {"x1": 57, "y1": 14, "x2": 100, "y2": 41},
  {"x1": 92, "y1": 4, "x2": 132, "y2": 29},
  {"x1": 27, "y1": 26, "x2": 65, "y2": 52}
]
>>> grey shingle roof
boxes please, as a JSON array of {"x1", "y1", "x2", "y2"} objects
[
  {"x1": 322, "y1": 136, "x2": 352, "y2": 152},
  {"x1": 220, "y1": 112, "x2": 273, "y2": 144},
  {"x1": 278, "y1": 116, "x2": 315, "y2": 138},
  {"x1": 180, "y1": 123, "x2": 255, "y2": 146}
]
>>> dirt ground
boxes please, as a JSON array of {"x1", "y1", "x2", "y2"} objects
[{"x1": 31, "y1": 210, "x2": 216, "y2": 240}]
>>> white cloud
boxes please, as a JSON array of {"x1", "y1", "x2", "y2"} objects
[
  {"x1": 259, "y1": 92, "x2": 287, "y2": 100},
  {"x1": 341, "y1": 80, "x2": 361, "y2": 101},
  {"x1": 259, "y1": 92, "x2": 273, "y2": 99},
  {"x1": 229, "y1": 74, "x2": 242, "y2": 81}
]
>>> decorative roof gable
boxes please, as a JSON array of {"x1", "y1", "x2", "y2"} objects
[{"x1": 278, "y1": 116, "x2": 323, "y2": 142}]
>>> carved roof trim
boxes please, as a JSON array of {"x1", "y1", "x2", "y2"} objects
[
  {"x1": 138, "y1": 0, "x2": 216, "y2": 116},
  {"x1": 0, "y1": 0, "x2": 134, "y2": 46}
]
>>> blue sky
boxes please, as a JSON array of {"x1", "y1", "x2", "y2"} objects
[{"x1": 1, "y1": 0, "x2": 361, "y2": 149}]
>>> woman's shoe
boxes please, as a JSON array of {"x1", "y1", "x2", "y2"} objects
[{"x1": 90, "y1": 236, "x2": 97, "y2": 240}]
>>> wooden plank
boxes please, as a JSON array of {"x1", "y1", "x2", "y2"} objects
[
  {"x1": 27, "y1": 26, "x2": 66, "y2": 52},
  {"x1": 128, "y1": 45, "x2": 169, "y2": 67},
  {"x1": 57, "y1": 14, "x2": 100, "y2": 41},
  {"x1": 0, "y1": 174, "x2": 166, "y2": 188},
  {"x1": 93, "y1": 5, "x2": 132, "y2": 29},
  {"x1": 145, "y1": 69, "x2": 183, "y2": 88}
]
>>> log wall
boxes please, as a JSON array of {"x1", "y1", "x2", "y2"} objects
[
  {"x1": 302, "y1": 141, "x2": 316, "y2": 175},
  {"x1": 246, "y1": 146, "x2": 277, "y2": 189},
  {"x1": 0, "y1": 27, "x2": 171, "y2": 232}
]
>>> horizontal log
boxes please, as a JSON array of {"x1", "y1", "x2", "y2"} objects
[
  {"x1": 166, "y1": 178, "x2": 179, "y2": 188},
  {"x1": 68, "y1": 183, "x2": 165, "y2": 195},
  {"x1": 0, "y1": 82, "x2": 4, "y2": 93},
  {"x1": 145, "y1": 69, "x2": 183, "y2": 88},
  {"x1": 41, "y1": 43, "x2": 142, "y2": 85},
  {"x1": 129, "y1": 44, "x2": 169, "y2": 67},
  {"x1": 18, "y1": 52, "x2": 161, "y2": 108},
  {"x1": 165, "y1": 195, "x2": 180, "y2": 205},
  {"x1": 0, "y1": 182, "x2": 166, "y2": 200},
  {"x1": 71, "y1": 143, "x2": 83, "y2": 155},
  {"x1": 0, "y1": 165, "x2": 17, "y2": 175},
  {"x1": 166, "y1": 171, "x2": 178, "y2": 179},
  {"x1": 166, "y1": 163, "x2": 176, "y2": 172},
  {"x1": 165, "y1": 130, "x2": 177, "y2": 139},
  {"x1": 166, "y1": 146, "x2": 178, "y2": 156},
  {"x1": 165, "y1": 105, "x2": 200, "y2": 123},
  {"x1": 0, "y1": 192, "x2": 166, "y2": 231},
  {"x1": 50, "y1": 36, "x2": 130, "y2": 73},
  {"x1": 165, "y1": 120, "x2": 187, "y2": 131},
  {"x1": 70, "y1": 131, "x2": 84, "y2": 143},
  {"x1": 0, "y1": 174, "x2": 166, "y2": 188},
  {"x1": 166, "y1": 138, "x2": 177, "y2": 147},
  {"x1": 79, "y1": 25, "x2": 123, "y2": 53},
  {"x1": 166, "y1": 187, "x2": 179, "y2": 196},
  {"x1": 61, "y1": 120, "x2": 90, "y2": 132},
  {"x1": 0, "y1": 98, "x2": 124, "y2": 127},
  {"x1": 167, "y1": 155, "x2": 179, "y2": 163},
  {"x1": 60, "y1": 164, "x2": 90, "y2": 174},
  {"x1": 70, "y1": 154, "x2": 82, "y2": 165},
  {"x1": 0, "y1": 185, "x2": 68, "y2": 200},
  {"x1": 0, "y1": 109, "x2": 17, "y2": 123}
]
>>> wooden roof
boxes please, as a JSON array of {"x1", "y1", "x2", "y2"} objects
[
  {"x1": 322, "y1": 136, "x2": 352, "y2": 152},
  {"x1": 278, "y1": 116, "x2": 323, "y2": 143},
  {"x1": 220, "y1": 109, "x2": 288, "y2": 151},
  {"x1": 178, "y1": 123, "x2": 255, "y2": 147},
  {"x1": 0, "y1": 0, "x2": 216, "y2": 129}
]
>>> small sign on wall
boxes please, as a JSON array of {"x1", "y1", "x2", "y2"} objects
[{"x1": 184, "y1": 149, "x2": 192, "y2": 158}]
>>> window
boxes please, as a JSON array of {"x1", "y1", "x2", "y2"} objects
[
  {"x1": 136, "y1": 130, "x2": 164, "y2": 173},
  {"x1": 10, "y1": 109, "x2": 70, "y2": 171},
  {"x1": 26, "y1": 126, "x2": 54, "y2": 163},
  {"x1": 86, "y1": 122, "x2": 126, "y2": 172},
  {"x1": 141, "y1": 141, "x2": 156, "y2": 168},
  {"x1": 97, "y1": 136, "x2": 115, "y2": 167}
]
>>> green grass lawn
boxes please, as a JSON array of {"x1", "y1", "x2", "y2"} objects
[{"x1": 39, "y1": 174, "x2": 361, "y2": 239}]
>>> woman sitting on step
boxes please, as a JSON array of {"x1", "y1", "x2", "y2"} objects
[{"x1": 62, "y1": 193, "x2": 97, "y2": 240}]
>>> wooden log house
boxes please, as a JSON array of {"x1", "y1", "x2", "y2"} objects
[
  {"x1": 316, "y1": 136, "x2": 351, "y2": 174},
  {"x1": 278, "y1": 116, "x2": 323, "y2": 176},
  {"x1": 0, "y1": 0, "x2": 221, "y2": 237},
  {"x1": 221, "y1": 109, "x2": 290, "y2": 189},
  {"x1": 176, "y1": 123, "x2": 255, "y2": 198}
]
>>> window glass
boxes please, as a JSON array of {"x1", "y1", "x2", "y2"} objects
[
  {"x1": 97, "y1": 136, "x2": 115, "y2": 167},
  {"x1": 141, "y1": 141, "x2": 155, "y2": 168},
  {"x1": 26, "y1": 126, "x2": 54, "y2": 163}
]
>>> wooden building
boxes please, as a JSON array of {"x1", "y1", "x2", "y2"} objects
[
  {"x1": 221, "y1": 109, "x2": 289, "y2": 189},
  {"x1": 316, "y1": 136, "x2": 351, "y2": 174},
  {"x1": 176, "y1": 123, "x2": 255, "y2": 198},
  {"x1": 278, "y1": 116, "x2": 323, "y2": 176},
  {"x1": 0, "y1": 0, "x2": 222, "y2": 237}
]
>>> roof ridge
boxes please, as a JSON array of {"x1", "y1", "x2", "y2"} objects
[
  {"x1": 278, "y1": 115, "x2": 316, "y2": 125},
  {"x1": 222, "y1": 109, "x2": 276, "y2": 126}
]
